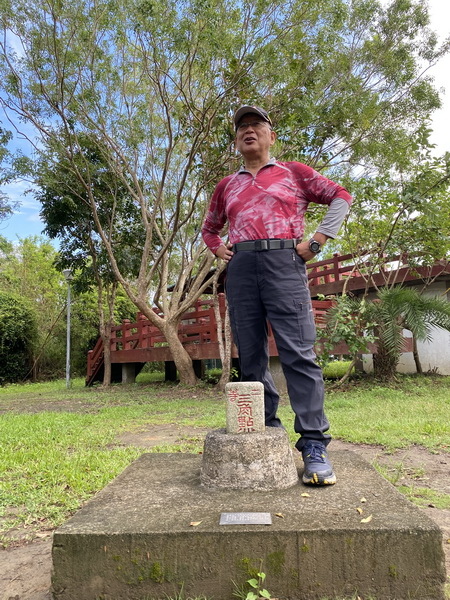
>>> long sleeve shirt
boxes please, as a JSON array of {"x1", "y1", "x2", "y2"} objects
[{"x1": 202, "y1": 159, "x2": 352, "y2": 255}]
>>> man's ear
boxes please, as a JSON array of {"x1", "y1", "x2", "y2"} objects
[{"x1": 270, "y1": 130, "x2": 277, "y2": 145}]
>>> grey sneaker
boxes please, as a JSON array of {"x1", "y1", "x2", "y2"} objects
[{"x1": 301, "y1": 441, "x2": 336, "y2": 485}]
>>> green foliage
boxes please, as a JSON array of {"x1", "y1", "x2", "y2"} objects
[
  {"x1": 0, "y1": 290, "x2": 38, "y2": 384},
  {"x1": 0, "y1": 125, "x2": 19, "y2": 222},
  {"x1": 233, "y1": 571, "x2": 272, "y2": 600},
  {"x1": 202, "y1": 368, "x2": 223, "y2": 385},
  {"x1": 342, "y1": 154, "x2": 450, "y2": 264},
  {"x1": 366, "y1": 286, "x2": 450, "y2": 379},
  {"x1": 0, "y1": 236, "x2": 66, "y2": 377},
  {"x1": 202, "y1": 367, "x2": 239, "y2": 384},
  {"x1": 0, "y1": 0, "x2": 447, "y2": 272},
  {"x1": 317, "y1": 294, "x2": 377, "y2": 368},
  {"x1": 319, "y1": 286, "x2": 450, "y2": 381},
  {"x1": 0, "y1": 236, "x2": 136, "y2": 380},
  {"x1": 36, "y1": 131, "x2": 145, "y2": 282}
]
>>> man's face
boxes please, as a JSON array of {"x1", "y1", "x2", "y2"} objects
[{"x1": 234, "y1": 114, "x2": 276, "y2": 157}]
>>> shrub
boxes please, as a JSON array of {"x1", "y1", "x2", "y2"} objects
[{"x1": 0, "y1": 291, "x2": 38, "y2": 384}]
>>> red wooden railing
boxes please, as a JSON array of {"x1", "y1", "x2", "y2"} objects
[
  {"x1": 307, "y1": 252, "x2": 450, "y2": 295},
  {"x1": 307, "y1": 253, "x2": 360, "y2": 288},
  {"x1": 86, "y1": 295, "x2": 334, "y2": 385},
  {"x1": 87, "y1": 253, "x2": 448, "y2": 384}
]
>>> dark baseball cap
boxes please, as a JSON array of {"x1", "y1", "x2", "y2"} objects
[{"x1": 233, "y1": 105, "x2": 272, "y2": 130}]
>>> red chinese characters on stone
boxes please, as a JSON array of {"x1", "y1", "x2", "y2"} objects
[
  {"x1": 227, "y1": 388, "x2": 240, "y2": 404},
  {"x1": 229, "y1": 388, "x2": 260, "y2": 433}
]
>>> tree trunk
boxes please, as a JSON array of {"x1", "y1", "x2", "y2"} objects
[
  {"x1": 101, "y1": 326, "x2": 112, "y2": 387},
  {"x1": 212, "y1": 290, "x2": 232, "y2": 392},
  {"x1": 412, "y1": 336, "x2": 423, "y2": 374},
  {"x1": 373, "y1": 343, "x2": 399, "y2": 380},
  {"x1": 217, "y1": 307, "x2": 232, "y2": 391},
  {"x1": 162, "y1": 320, "x2": 198, "y2": 385}
]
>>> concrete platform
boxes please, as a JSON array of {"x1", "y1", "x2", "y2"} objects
[{"x1": 51, "y1": 451, "x2": 446, "y2": 600}]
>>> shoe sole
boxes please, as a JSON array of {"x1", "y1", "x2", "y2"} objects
[{"x1": 302, "y1": 472, "x2": 337, "y2": 486}]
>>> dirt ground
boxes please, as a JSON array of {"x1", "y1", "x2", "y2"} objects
[{"x1": 1, "y1": 424, "x2": 449, "y2": 600}]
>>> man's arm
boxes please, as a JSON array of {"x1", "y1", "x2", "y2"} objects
[
  {"x1": 296, "y1": 196, "x2": 351, "y2": 261},
  {"x1": 201, "y1": 177, "x2": 230, "y2": 256},
  {"x1": 295, "y1": 161, "x2": 352, "y2": 261}
]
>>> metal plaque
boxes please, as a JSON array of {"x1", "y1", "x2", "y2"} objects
[{"x1": 219, "y1": 512, "x2": 272, "y2": 525}]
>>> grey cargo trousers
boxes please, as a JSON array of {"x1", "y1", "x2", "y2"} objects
[{"x1": 225, "y1": 247, "x2": 331, "y2": 451}]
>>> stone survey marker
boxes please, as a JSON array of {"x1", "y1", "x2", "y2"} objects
[
  {"x1": 200, "y1": 381, "x2": 299, "y2": 490},
  {"x1": 226, "y1": 381, "x2": 265, "y2": 433}
]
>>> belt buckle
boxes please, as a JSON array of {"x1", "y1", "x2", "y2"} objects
[{"x1": 255, "y1": 240, "x2": 269, "y2": 251}]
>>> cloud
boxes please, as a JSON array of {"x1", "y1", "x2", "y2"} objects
[{"x1": 28, "y1": 211, "x2": 43, "y2": 223}]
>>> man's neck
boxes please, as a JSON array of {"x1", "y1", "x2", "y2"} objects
[{"x1": 243, "y1": 154, "x2": 272, "y2": 175}]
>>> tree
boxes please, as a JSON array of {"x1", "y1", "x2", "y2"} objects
[
  {"x1": 0, "y1": 236, "x2": 67, "y2": 378},
  {"x1": 0, "y1": 290, "x2": 38, "y2": 384},
  {"x1": 0, "y1": 0, "x2": 448, "y2": 384},
  {"x1": 341, "y1": 153, "x2": 450, "y2": 277},
  {"x1": 322, "y1": 286, "x2": 450, "y2": 382},
  {"x1": 366, "y1": 286, "x2": 450, "y2": 380},
  {"x1": 36, "y1": 132, "x2": 141, "y2": 385},
  {"x1": 0, "y1": 124, "x2": 19, "y2": 222},
  {"x1": 0, "y1": 236, "x2": 102, "y2": 379},
  {"x1": 317, "y1": 293, "x2": 377, "y2": 385}
]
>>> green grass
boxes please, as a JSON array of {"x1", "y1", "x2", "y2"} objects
[
  {"x1": 136, "y1": 371, "x2": 166, "y2": 384},
  {"x1": 396, "y1": 486, "x2": 450, "y2": 509},
  {"x1": 0, "y1": 373, "x2": 449, "y2": 546},
  {"x1": 0, "y1": 409, "x2": 145, "y2": 539},
  {"x1": 322, "y1": 360, "x2": 354, "y2": 379},
  {"x1": 0, "y1": 376, "x2": 86, "y2": 396},
  {"x1": 0, "y1": 378, "x2": 225, "y2": 540},
  {"x1": 324, "y1": 375, "x2": 450, "y2": 451}
]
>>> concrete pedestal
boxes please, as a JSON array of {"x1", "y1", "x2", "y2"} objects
[
  {"x1": 51, "y1": 451, "x2": 446, "y2": 600},
  {"x1": 201, "y1": 428, "x2": 298, "y2": 490}
]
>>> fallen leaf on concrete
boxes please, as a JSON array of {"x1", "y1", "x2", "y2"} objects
[
  {"x1": 275, "y1": 513, "x2": 284, "y2": 518},
  {"x1": 301, "y1": 492, "x2": 310, "y2": 497},
  {"x1": 360, "y1": 497, "x2": 367, "y2": 503},
  {"x1": 189, "y1": 521, "x2": 202, "y2": 527},
  {"x1": 360, "y1": 515, "x2": 373, "y2": 523},
  {"x1": 356, "y1": 507, "x2": 363, "y2": 514}
]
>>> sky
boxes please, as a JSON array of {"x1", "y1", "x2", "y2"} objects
[{"x1": 0, "y1": 0, "x2": 449, "y2": 244}]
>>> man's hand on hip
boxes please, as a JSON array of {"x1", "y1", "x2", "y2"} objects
[
  {"x1": 296, "y1": 233, "x2": 329, "y2": 261},
  {"x1": 295, "y1": 241, "x2": 316, "y2": 262},
  {"x1": 215, "y1": 244, "x2": 234, "y2": 262}
]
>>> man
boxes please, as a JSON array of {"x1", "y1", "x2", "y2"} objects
[{"x1": 201, "y1": 106, "x2": 352, "y2": 485}]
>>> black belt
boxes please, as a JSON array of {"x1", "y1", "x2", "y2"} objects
[{"x1": 232, "y1": 239, "x2": 299, "y2": 252}]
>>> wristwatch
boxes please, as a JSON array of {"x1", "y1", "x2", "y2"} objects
[{"x1": 308, "y1": 239, "x2": 322, "y2": 254}]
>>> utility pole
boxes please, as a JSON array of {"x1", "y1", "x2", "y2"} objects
[{"x1": 63, "y1": 269, "x2": 73, "y2": 388}]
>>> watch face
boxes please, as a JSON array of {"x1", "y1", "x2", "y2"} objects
[{"x1": 309, "y1": 240, "x2": 321, "y2": 253}]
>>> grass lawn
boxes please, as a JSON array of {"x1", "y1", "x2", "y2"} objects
[
  {"x1": 1, "y1": 373, "x2": 449, "y2": 542},
  {"x1": 0, "y1": 373, "x2": 449, "y2": 598}
]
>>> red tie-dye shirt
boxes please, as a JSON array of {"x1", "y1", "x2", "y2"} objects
[{"x1": 202, "y1": 160, "x2": 352, "y2": 254}]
